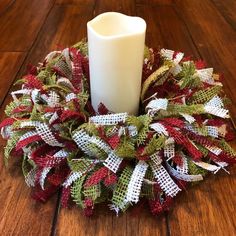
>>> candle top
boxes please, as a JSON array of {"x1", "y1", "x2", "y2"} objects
[{"x1": 87, "y1": 12, "x2": 146, "y2": 39}]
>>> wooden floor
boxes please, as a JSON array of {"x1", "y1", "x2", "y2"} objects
[{"x1": 0, "y1": 0, "x2": 236, "y2": 235}]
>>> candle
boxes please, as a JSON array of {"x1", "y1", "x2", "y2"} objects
[{"x1": 87, "y1": 12, "x2": 146, "y2": 115}]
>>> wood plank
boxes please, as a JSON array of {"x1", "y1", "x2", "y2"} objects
[
  {"x1": 18, "y1": 3, "x2": 114, "y2": 235},
  {"x1": 212, "y1": 0, "x2": 236, "y2": 31},
  {"x1": 56, "y1": 0, "x2": 94, "y2": 5},
  {"x1": 57, "y1": 205, "x2": 113, "y2": 236},
  {"x1": 0, "y1": 1, "x2": 235, "y2": 235},
  {"x1": 138, "y1": 3, "x2": 236, "y2": 235},
  {"x1": 126, "y1": 208, "x2": 167, "y2": 236},
  {"x1": 55, "y1": 2, "x2": 167, "y2": 235},
  {"x1": 149, "y1": 2, "x2": 236, "y2": 235},
  {"x1": 0, "y1": 2, "x2": 95, "y2": 235},
  {"x1": 174, "y1": 0, "x2": 236, "y2": 120},
  {"x1": 136, "y1": 5, "x2": 164, "y2": 49},
  {"x1": 94, "y1": 0, "x2": 136, "y2": 16},
  {"x1": 137, "y1": 5, "x2": 199, "y2": 56},
  {"x1": 0, "y1": 98, "x2": 57, "y2": 235},
  {"x1": 18, "y1": 4, "x2": 95, "y2": 77},
  {"x1": 0, "y1": 0, "x2": 55, "y2": 51},
  {"x1": 0, "y1": 52, "x2": 26, "y2": 106},
  {"x1": 136, "y1": 0, "x2": 174, "y2": 5},
  {"x1": 168, "y1": 144, "x2": 236, "y2": 236},
  {"x1": 0, "y1": 0, "x2": 13, "y2": 14}
]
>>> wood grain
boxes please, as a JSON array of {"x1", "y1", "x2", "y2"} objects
[
  {"x1": 138, "y1": 2, "x2": 236, "y2": 235},
  {"x1": 0, "y1": 97, "x2": 57, "y2": 235},
  {"x1": 0, "y1": 0, "x2": 235, "y2": 235},
  {"x1": 0, "y1": 0, "x2": 14, "y2": 15},
  {"x1": 0, "y1": 52, "x2": 26, "y2": 106},
  {"x1": 154, "y1": 2, "x2": 236, "y2": 235},
  {"x1": 17, "y1": 4, "x2": 95, "y2": 78},
  {"x1": 136, "y1": 0, "x2": 174, "y2": 5},
  {"x1": 0, "y1": 0, "x2": 55, "y2": 51},
  {"x1": 56, "y1": 202, "x2": 167, "y2": 236},
  {"x1": 0, "y1": 159, "x2": 57, "y2": 236},
  {"x1": 168, "y1": 143, "x2": 236, "y2": 236},
  {"x1": 94, "y1": 0, "x2": 136, "y2": 16},
  {"x1": 56, "y1": 0, "x2": 94, "y2": 5},
  {"x1": 137, "y1": 5, "x2": 199, "y2": 56},
  {"x1": 55, "y1": 1, "x2": 167, "y2": 235},
  {"x1": 212, "y1": 0, "x2": 236, "y2": 31},
  {"x1": 174, "y1": 0, "x2": 236, "y2": 120}
]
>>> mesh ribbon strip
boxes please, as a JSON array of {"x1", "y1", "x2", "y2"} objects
[
  {"x1": 18, "y1": 131, "x2": 38, "y2": 141},
  {"x1": 112, "y1": 167, "x2": 133, "y2": 211},
  {"x1": 206, "y1": 126, "x2": 218, "y2": 138},
  {"x1": 150, "y1": 152, "x2": 163, "y2": 165},
  {"x1": 204, "y1": 105, "x2": 229, "y2": 118},
  {"x1": 53, "y1": 150, "x2": 68, "y2": 158},
  {"x1": 150, "y1": 123, "x2": 169, "y2": 136},
  {"x1": 89, "y1": 113, "x2": 128, "y2": 125},
  {"x1": 164, "y1": 138, "x2": 175, "y2": 160},
  {"x1": 45, "y1": 51, "x2": 61, "y2": 62},
  {"x1": 40, "y1": 167, "x2": 51, "y2": 190},
  {"x1": 47, "y1": 91, "x2": 60, "y2": 107},
  {"x1": 196, "y1": 68, "x2": 214, "y2": 84},
  {"x1": 205, "y1": 95, "x2": 224, "y2": 107},
  {"x1": 193, "y1": 161, "x2": 220, "y2": 172},
  {"x1": 166, "y1": 162, "x2": 203, "y2": 182},
  {"x1": 25, "y1": 168, "x2": 37, "y2": 187},
  {"x1": 57, "y1": 77, "x2": 75, "y2": 90},
  {"x1": 150, "y1": 162, "x2": 181, "y2": 197},
  {"x1": 191, "y1": 85, "x2": 222, "y2": 104},
  {"x1": 73, "y1": 129, "x2": 124, "y2": 173},
  {"x1": 16, "y1": 134, "x2": 42, "y2": 150},
  {"x1": 49, "y1": 112, "x2": 59, "y2": 125},
  {"x1": 126, "y1": 161, "x2": 148, "y2": 203},
  {"x1": 61, "y1": 186, "x2": 71, "y2": 208},
  {"x1": 104, "y1": 152, "x2": 123, "y2": 173},
  {"x1": 36, "y1": 123, "x2": 64, "y2": 147},
  {"x1": 160, "y1": 49, "x2": 174, "y2": 60},
  {"x1": 63, "y1": 172, "x2": 83, "y2": 188},
  {"x1": 205, "y1": 146, "x2": 222, "y2": 156},
  {"x1": 180, "y1": 113, "x2": 195, "y2": 124},
  {"x1": 146, "y1": 98, "x2": 168, "y2": 115},
  {"x1": 65, "y1": 93, "x2": 77, "y2": 102},
  {"x1": 53, "y1": 59, "x2": 72, "y2": 79},
  {"x1": 1, "y1": 125, "x2": 13, "y2": 139},
  {"x1": 89, "y1": 136, "x2": 111, "y2": 153},
  {"x1": 176, "y1": 154, "x2": 188, "y2": 174},
  {"x1": 11, "y1": 89, "x2": 32, "y2": 101},
  {"x1": 20, "y1": 121, "x2": 42, "y2": 128},
  {"x1": 72, "y1": 130, "x2": 93, "y2": 155},
  {"x1": 84, "y1": 167, "x2": 109, "y2": 187}
]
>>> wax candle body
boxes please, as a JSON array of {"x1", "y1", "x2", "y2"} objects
[{"x1": 87, "y1": 12, "x2": 146, "y2": 115}]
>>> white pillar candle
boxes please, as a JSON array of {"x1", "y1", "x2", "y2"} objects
[{"x1": 87, "y1": 12, "x2": 146, "y2": 115}]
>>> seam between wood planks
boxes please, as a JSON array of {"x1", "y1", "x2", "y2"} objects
[
  {"x1": 0, "y1": 0, "x2": 16, "y2": 17},
  {"x1": 210, "y1": 0, "x2": 236, "y2": 32},
  {"x1": 49, "y1": 1, "x2": 98, "y2": 234},
  {"x1": 161, "y1": 4, "x2": 202, "y2": 235},
  {"x1": 50, "y1": 190, "x2": 62, "y2": 236},
  {"x1": 0, "y1": 0, "x2": 57, "y2": 109}
]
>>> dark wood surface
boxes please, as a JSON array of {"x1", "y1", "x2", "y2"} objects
[{"x1": 0, "y1": 0, "x2": 235, "y2": 235}]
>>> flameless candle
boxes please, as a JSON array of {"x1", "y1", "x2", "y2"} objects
[{"x1": 87, "y1": 12, "x2": 146, "y2": 115}]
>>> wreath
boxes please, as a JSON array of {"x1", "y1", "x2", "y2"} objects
[{"x1": 1, "y1": 40, "x2": 235, "y2": 216}]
